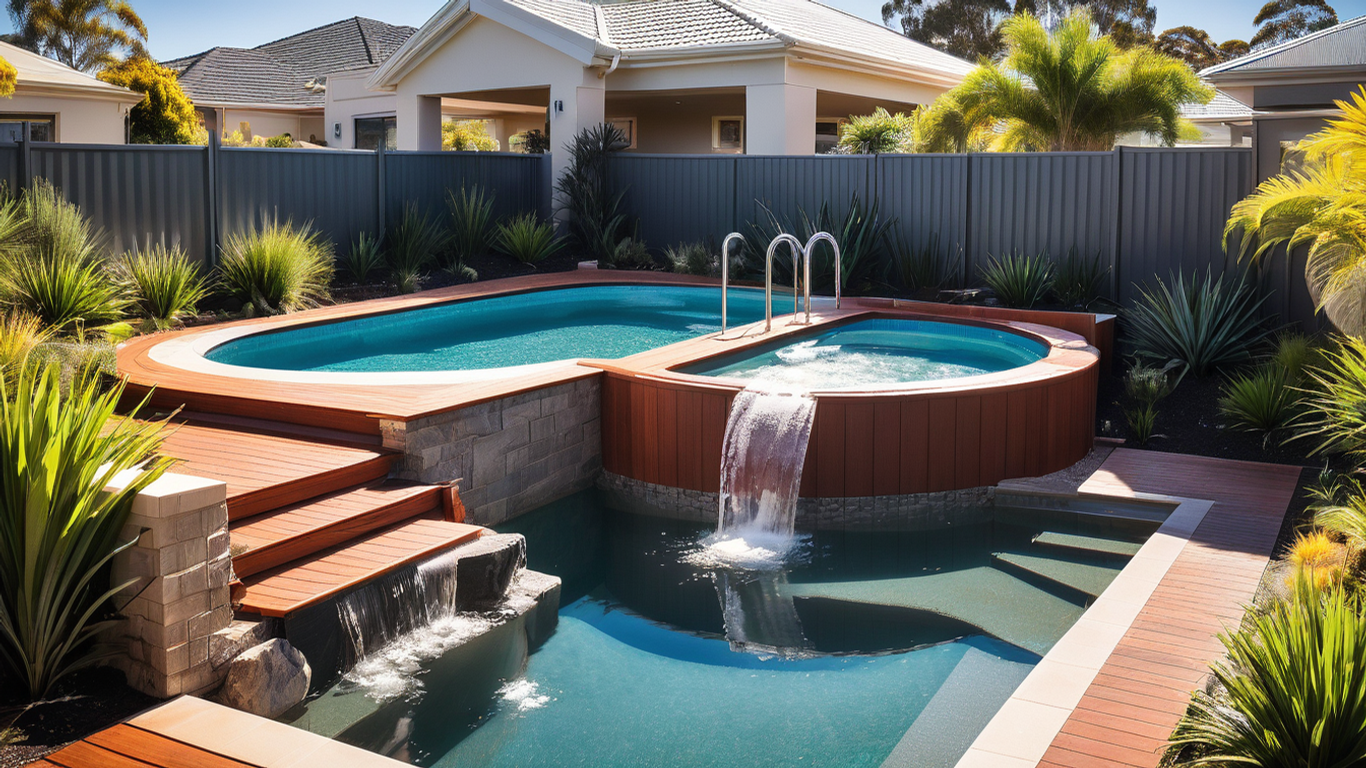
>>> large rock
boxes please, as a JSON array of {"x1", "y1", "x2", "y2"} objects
[
  {"x1": 456, "y1": 533, "x2": 527, "y2": 611},
  {"x1": 218, "y1": 638, "x2": 311, "y2": 719}
]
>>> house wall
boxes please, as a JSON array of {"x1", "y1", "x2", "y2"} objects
[
  {"x1": 1252, "y1": 113, "x2": 1330, "y2": 182},
  {"x1": 0, "y1": 90, "x2": 130, "y2": 143},
  {"x1": 607, "y1": 92, "x2": 745, "y2": 154},
  {"x1": 220, "y1": 109, "x2": 306, "y2": 142},
  {"x1": 325, "y1": 69, "x2": 397, "y2": 149}
]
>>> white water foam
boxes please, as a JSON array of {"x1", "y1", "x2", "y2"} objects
[
  {"x1": 498, "y1": 679, "x2": 551, "y2": 713},
  {"x1": 343, "y1": 612, "x2": 497, "y2": 702}
]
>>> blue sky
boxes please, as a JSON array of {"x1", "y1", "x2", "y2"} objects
[{"x1": 5, "y1": 0, "x2": 1366, "y2": 61}]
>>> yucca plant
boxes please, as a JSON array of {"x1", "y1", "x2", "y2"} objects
[
  {"x1": 447, "y1": 186, "x2": 495, "y2": 269},
  {"x1": 341, "y1": 232, "x2": 384, "y2": 283},
  {"x1": 980, "y1": 251, "x2": 1055, "y2": 308},
  {"x1": 889, "y1": 233, "x2": 962, "y2": 293},
  {"x1": 387, "y1": 203, "x2": 449, "y2": 285},
  {"x1": 1165, "y1": 579, "x2": 1366, "y2": 767},
  {"x1": 114, "y1": 245, "x2": 208, "y2": 329},
  {"x1": 218, "y1": 218, "x2": 333, "y2": 315},
  {"x1": 0, "y1": 362, "x2": 170, "y2": 700},
  {"x1": 1296, "y1": 335, "x2": 1366, "y2": 461},
  {"x1": 556, "y1": 123, "x2": 630, "y2": 262},
  {"x1": 494, "y1": 212, "x2": 564, "y2": 266},
  {"x1": 0, "y1": 311, "x2": 50, "y2": 387},
  {"x1": 0, "y1": 182, "x2": 125, "y2": 332},
  {"x1": 666, "y1": 242, "x2": 718, "y2": 277},
  {"x1": 1052, "y1": 247, "x2": 1109, "y2": 308},
  {"x1": 1219, "y1": 366, "x2": 1298, "y2": 444},
  {"x1": 1125, "y1": 270, "x2": 1270, "y2": 377}
]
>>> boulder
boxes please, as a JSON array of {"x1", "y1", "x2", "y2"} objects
[
  {"x1": 218, "y1": 638, "x2": 311, "y2": 719},
  {"x1": 455, "y1": 533, "x2": 527, "y2": 611}
]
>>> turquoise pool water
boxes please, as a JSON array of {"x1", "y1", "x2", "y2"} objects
[
  {"x1": 682, "y1": 319, "x2": 1048, "y2": 389},
  {"x1": 313, "y1": 492, "x2": 1156, "y2": 767},
  {"x1": 205, "y1": 285, "x2": 781, "y2": 372}
]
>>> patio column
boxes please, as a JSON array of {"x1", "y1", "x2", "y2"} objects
[
  {"x1": 396, "y1": 93, "x2": 443, "y2": 151},
  {"x1": 549, "y1": 78, "x2": 605, "y2": 220},
  {"x1": 745, "y1": 84, "x2": 817, "y2": 155}
]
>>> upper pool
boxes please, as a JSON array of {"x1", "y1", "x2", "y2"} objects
[
  {"x1": 203, "y1": 285, "x2": 781, "y2": 373},
  {"x1": 680, "y1": 318, "x2": 1049, "y2": 390}
]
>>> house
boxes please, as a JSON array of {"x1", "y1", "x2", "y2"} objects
[
  {"x1": 0, "y1": 41, "x2": 140, "y2": 144},
  {"x1": 1202, "y1": 15, "x2": 1366, "y2": 181},
  {"x1": 1119, "y1": 89, "x2": 1254, "y2": 148},
  {"x1": 362, "y1": 0, "x2": 974, "y2": 176}
]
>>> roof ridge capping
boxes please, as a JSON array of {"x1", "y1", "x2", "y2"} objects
[{"x1": 1202, "y1": 13, "x2": 1366, "y2": 76}]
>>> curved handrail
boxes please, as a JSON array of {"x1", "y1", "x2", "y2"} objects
[
  {"x1": 765, "y1": 234, "x2": 804, "y2": 332},
  {"x1": 720, "y1": 232, "x2": 744, "y2": 334},
  {"x1": 803, "y1": 232, "x2": 842, "y2": 324}
]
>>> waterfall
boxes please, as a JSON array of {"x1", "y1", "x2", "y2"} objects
[
  {"x1": 717, "y1": 386, "x2": 817, "y2": 537},
  {"x1": 715, "y1": 570, "x2": 813, "y2": 657},
  {"x1": 337, "y1": 550, "x2": 461, "y2": 669}
]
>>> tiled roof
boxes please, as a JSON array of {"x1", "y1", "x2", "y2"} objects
[
  {"x1": 164, "y1": 17, "x2": 416, "y2": 108},
  {"x1": 1202, "y1": 14, "x2": 1366, "y2": 76},
  {"x1": 1181, "y1": 89, "x2": 1253, "y2": 120},
  {"x1": 500, "y1": 0, "x2": 974, "y2": 75},
  {"x1": 0, "y1": 40, "x2": 139, "y2": 99}
]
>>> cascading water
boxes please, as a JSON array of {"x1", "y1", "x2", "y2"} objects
[{"x1": 717, "y1": 386, "x2": 817, "y2": 539}]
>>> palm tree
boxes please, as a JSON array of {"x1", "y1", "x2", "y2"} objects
[
  {"x1": 1226, "y1": 87, "x2": 1366, "y2": 336},
  {"x1": 7, "y1": 0, "x2": 148, "y2": 72},
  {"x1": 916, "y1": 9, "x2": 1211, "y2": 152},
  {"x1": 1251, "y1": 0, "x2": 1338, "y2": 48}
]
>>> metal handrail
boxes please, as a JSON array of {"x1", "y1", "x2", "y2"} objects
[
  {"x1": 765, "y1": 234, "x2": 804, "y2": 332},
  {"x1": 720, "y1": 232, "x2": 744, "y2": 334},
  {"x1": 802, "y1": 232, "x2": 842, "y2": 325}
]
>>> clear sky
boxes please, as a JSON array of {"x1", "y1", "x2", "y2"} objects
[{"x1": 4, "y1": 0, "x2": 1366, "y2": 61}]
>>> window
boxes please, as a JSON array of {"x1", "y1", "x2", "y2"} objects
[
  {"x1": 712, "y1": 116, "x2": 743, "y2": 153},
  {"x1": 607, "y1": 117, "x2": 637, "y2": 149},
  {"x1": 355, "y1": 116, "x2": 396, "y2": 151},
  {"x1": 0, "y1": 115, "x2": 55, "y2": 142},
  {"x1": 816, "y1": 118, "x2": 845, "y2": 154}
]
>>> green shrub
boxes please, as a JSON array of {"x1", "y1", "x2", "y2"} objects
[
  {"x1": 0, "y1": 311, "x2": 49, "y2": 386},
  {"x1": 1306, "y1": 469, "x2": 1366, "y2": 550},
  {"x1": 114, "y1": 245, "x2": 208, "y2": 329},
  {"x1": 666, "y1": 242, "x2": 718, "y2": 276},
  {"x1": 218, "y1": 219, "x2": 333, "y2": 314},
  {"x1": 0, "y1": 182, "x2": 125, "y2": 332},
  {"x1": 447, "y1": 186, "x2": 495, "y2": 268},
  {"x1": 600, "y1": 237, "x2": 655, "y2": 270},
  {"x1": 0, "y1": 362, "x2": 170, "y2": 699},
  {"x1": 1125, "y1": 270, "x2": 1269, "y2": 377},
  {"x1": 1270, "y1": 332, "x2": 1320, "y2": 382},
  {"x1": 1219, "y1": 366, "x2": 1297, "y2": 441},
  {"x1": 386, "y1": 203, "x2": 449, "y2": 285},
  {"x1": 1296, "y1": 335, "x2": 1366, "y2": 461},
  {"x1": 836, "y1": 108, "x2": 914, "y2": 154},
  {"x1": 264, "y1": 134, "x2": 293, "y2": 148},
  {"x1": 1165, "y1": 579, "x2": 1366, "y2": 767},
  {"x1": 889, "y1": 233, "x2": 961, "y2": 293},
  {"x1": 556, "y1": 124, "x2": 630, "y2": 262},
  {"x1": 979, "y1": 251, "x2": 1055, "y2": 309},
  {"x1": 1052, "y1": 247, "x2": 1108, "y2": 308},
  {"x1": 341, "y1": 232, "x2": 384, "y2": 283},
  {"x1": 1122, "y1": 363, "x2": 1172, "y2": 446},
  {"x1": 494, "y1": 213, "x2": 564, "y2": 265}
]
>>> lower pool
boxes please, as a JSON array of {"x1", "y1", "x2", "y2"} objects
[
  {"x1": 309, "y1": 491, "x2": 1156, "y2": 767},
  {"x1": 681, "y1": 318, "x2": 1049, "y2": 389}
]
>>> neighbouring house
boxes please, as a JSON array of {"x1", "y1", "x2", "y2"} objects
[
  {"x1": 363, "y1": 0, "x2": 975, "y2": 178},
  {"x1": 0, "y1": 41, "x2": 140, "y2": 144},
  {"x1": 1118, "y1": 89, "x2": 1254, "y2": 148},
  {"x1": 1203, "y1": 14, "x2": 1366, "y2": 181}
]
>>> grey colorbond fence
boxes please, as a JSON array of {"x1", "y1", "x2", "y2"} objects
[
  {"x1": 608, "y1": 148, "x2": 1293, "y2": 321},
  {"x1": 2, "y1": 140, "x2": 551, "y2": 266}
]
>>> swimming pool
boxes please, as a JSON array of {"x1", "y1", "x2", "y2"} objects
[
  {"x1": 300, "y1": 490, "x2": 1157, "y2": 767},
  {"x1": 682, "y1": 318, "x2": 1049, "y2": 390},
  {"x1": 202, "y1": 285, "x2": 783, "y2": 374}
]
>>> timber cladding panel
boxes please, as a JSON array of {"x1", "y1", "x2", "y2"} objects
[{"x1": 600, "y1": 359, "x2": 1097, "y2": 498}]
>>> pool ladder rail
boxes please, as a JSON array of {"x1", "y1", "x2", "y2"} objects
[{"x1": 719, "y1": 232, "x2": 842, "y2": 336}]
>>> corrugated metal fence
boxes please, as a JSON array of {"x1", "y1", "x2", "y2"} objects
[
  {"x1": 609, "y1": 148, "x2": 1284, "y2": 319},
  {"x1": 3, "y1": 141, "x2": 551, "y2": 266}
]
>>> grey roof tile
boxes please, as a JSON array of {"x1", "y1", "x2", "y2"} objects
[{"x1": 1203, "y1": 15, "x2": 1366, "y2": 76}]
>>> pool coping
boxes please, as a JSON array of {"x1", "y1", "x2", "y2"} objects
[{"x1": 954, "y1": 491, "x2": 1213, "y2": 768}]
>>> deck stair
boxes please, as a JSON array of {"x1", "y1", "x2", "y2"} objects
[{"x1": 1030, "y1": 531, "x2": 1143, "y2": 558}]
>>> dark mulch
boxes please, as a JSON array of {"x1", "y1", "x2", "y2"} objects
[{"x1": 0, "y1": 668, "x2": 159, "y2": 768}]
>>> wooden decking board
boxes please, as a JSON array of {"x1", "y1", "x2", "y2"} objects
[
  {"x1": 51, "y1": 724, "x2": 261, "y2": 768},
  {"x1": 1033, "y1": 449, "x2": 1301, "y2": 768}
]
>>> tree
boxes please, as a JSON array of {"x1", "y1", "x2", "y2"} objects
[
  {"x1": 442, "y1": 119, "x2": 498, "y2": 151},
  {"x1": 1251, "y1": 0, "x2": 1338, "y2": 48},
  {"x1": 917, "y1": 10, "x2": 1212, "y2": 152},
  {"x1": 1155, "y1": 26, "x2": 1250, "y2": 69},
  {"x1": 0, "y1": 57, "x2": 13, "y2": 98},
  {"x1": 97, "y1": 57, "x2": 203, "y2": 144},
  {"x1": 8, "y1": 0, "x2": 148, "y2": 72},
  {"x1": 880, "y1": 0, "x2": 1017, "y2": 61},
  {"x1": 1226, "y1": 86, "x2": 1366, "y2": 336}
]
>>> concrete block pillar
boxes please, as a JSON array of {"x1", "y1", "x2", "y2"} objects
[
  {"x1": 745, "y1": 84, "x2": 817, "y2": 155},
  {"x1": 109, "y1": 472, "x2": 233, "y2": 698},
  {"x1": 396, "y1": 93, "x2": 444, "y2": 151}
]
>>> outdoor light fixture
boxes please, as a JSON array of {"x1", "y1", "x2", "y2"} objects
[
  {"x1": 554, "y1": 100, "x2": 564, "y2": 113},
  {"x1": 333, "y1": 123, "x2": 341, "y2": 138}
]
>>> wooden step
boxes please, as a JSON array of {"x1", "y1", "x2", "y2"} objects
[
  {"x1": 235, "y1": 518, "x2": 487, "y2": 618},
  {"x1": 167, "y1": 410, "x2": 383, "y2": 449},
  {"x1": 229, "y1": 481, "x2": 443, "y2": 578},
  {"x1": 155, "y1": 418, "x2": 396, "y2": 521},
  {"x1": 1031, "y1": 531, "x2": 1144, "y2": 558}
]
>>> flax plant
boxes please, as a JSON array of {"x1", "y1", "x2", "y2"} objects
[{"x1": 0, "y1": 362, "x2": 170, "y2": 699}]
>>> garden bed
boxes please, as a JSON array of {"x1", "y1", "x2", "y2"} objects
[{"x1": 0, "y1": 668, "x2": 158, "y2": 768}]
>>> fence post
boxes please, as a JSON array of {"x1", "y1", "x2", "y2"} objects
[
  {"x1": 17, "y1": 121, "x2": 31, "y2": 192},
  {"x1": 376, "y1": 142, "x2": 387, "y2": 242},
  {"x1": 1110, "y1": 145, "x2": 1123, "y2": 303},
  {"x1": 961, "y1": 154, "x2": 973, "y2": 288},
  {"x1": 205, "y1": 130, "x2": 220, "y2": 267}
]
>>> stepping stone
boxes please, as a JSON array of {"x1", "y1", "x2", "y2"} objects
[
  {"x1": 782, "y1": 567, "x2": 1083, "y2": 656},
  {"x1": 991, "y1": 552, "x2": 1123, "y2": 600},
  {"x1": 1032, "y1": 531, "x2": 1143, "y2": 558}
]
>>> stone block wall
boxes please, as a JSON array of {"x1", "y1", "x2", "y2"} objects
[
  {"x1": 109, "y1": 471, "x2": 234, "y2": 698},
  {"x1": 382, "y1": 377, "x2": 601, "y2": 526}
]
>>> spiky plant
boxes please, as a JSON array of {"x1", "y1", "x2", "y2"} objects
[
  {"x1": 1125, "y1": 270, "x2": 1270, "y2": 377},
  {"x1": 0, "y1": 311, "x2": 50, "y2": 387},
  {"x1": 836, "y1": 108, "x2": 914, "y2": 154},
  {"x1": 446, "y1": 185, "x2": 495, "y2": 268},
  {"x1": 386, "y1": 203, "x2": 449, "y2": 287},
  {"x1": 555, "y1": 123, "x2": 630, "y2": 262},
  {"x1": 1226, "y1": 86, "x2": 1366, "y2": 336},
  {"x1": 0, "y1": 362, "x2": 170, "y2": 700},
  {"x1": 218, "y1": 218, "x2": 333, "y2": 314},
  {"x1": 665, "y1": 242, "x2": 718, "y2": 276},
  {"x1": 493, "y1": 212, "x2": 564, "y2": 266},
  {"x1": 979, "y1": 251, "x2": 1054, "y2": 309},
  {"x1": 1295, "y1": 335, "x2": 1366, "y2": 461},
  {"x1": 1052, "y1": 247, "x2": 1109, "y2": 308},
  {"x1": 114, "y1": 244, "x2": 208, "y2": 329},
  {"x1": 1219, "y1": 366, "x2": 1298, "y2": 443},
  {"x1": 341, "y1": 232, "x2": 384, "y2": 283},
  {"x1": 889, "y1": 233, "x2": 961, "y2": 293}
]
